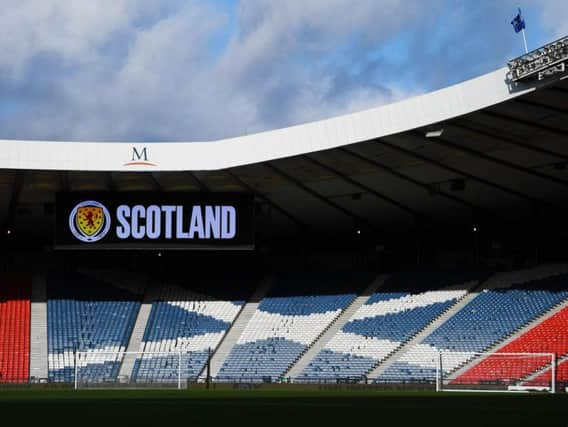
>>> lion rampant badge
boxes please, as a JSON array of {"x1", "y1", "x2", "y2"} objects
[{"x1": 69, "y1": 201, "x2": 111, "y2": 243}]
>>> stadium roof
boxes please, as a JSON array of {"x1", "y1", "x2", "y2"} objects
[
  {"x1": 0, "y1": 67, "x2": 563, "y2": 172},
  {"x1": 1, "y1": 44, "x2": 568, "y2": 242}
]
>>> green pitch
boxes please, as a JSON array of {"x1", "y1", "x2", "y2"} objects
[{"x1": 0, "y1": 389, "x2": 566, "y2": 427}]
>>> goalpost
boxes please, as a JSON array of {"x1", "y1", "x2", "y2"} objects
[
  {"x1": 74, "y1": 351, "x2": 202, "y2": 390},
  {"x1": 436, "y1": 352, "x2": 556, "y2": 393}
]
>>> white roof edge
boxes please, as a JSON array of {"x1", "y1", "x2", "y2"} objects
[{"x1": 0, "y1": 67, "x2": 533, "y2": 172}]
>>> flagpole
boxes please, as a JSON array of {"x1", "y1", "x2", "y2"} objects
[{"x1": 521, "y1": 28, "x2": 528, "y2": 54}]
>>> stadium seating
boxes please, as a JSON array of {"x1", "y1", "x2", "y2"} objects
[
  {"x1": 0, "y1": 274, "x2": 31, "y2": 384},
  {"x1": 22, "y1": 264, "x2": 568, "y2": 388},
  {"x1": 216, "y1": 273, "x2": 368, "y2": 381},
  {"x1": 132, "y1": 285, "x2": 245, "y2": 383},
  {"x1": 523, "y1": 358, "x2": 568, "y2": 389},
  {"x1": 376, "y1": 266, "x2": 568, "y2": 384},
  {"x1": 47, "y1": 272, "x2": 140, "y2": 383},
  {"x1": 451, "y1": 305, "x2": 568, "y2": 386},
  {"x1": 299, "y1": 272, "x2": 477, "y2": 381}
]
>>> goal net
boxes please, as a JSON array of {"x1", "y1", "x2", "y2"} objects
[
  {"x1": 438, "y1": 352, "x2": 556, "y2": 393},
  {"x1": 75, "y1": 351, "x2": 207, "y2": 389}
]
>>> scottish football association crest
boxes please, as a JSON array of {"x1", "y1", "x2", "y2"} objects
[{"x1": 69, "y1": 200, "x2": 111, "y2": 243}]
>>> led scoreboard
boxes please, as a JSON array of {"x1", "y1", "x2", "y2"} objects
[{"x1": 55, "y1": 192, "x2": 254, "y2": 250}]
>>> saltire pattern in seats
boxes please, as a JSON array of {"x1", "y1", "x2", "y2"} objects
[
  {"x1": 375, "y1": 266, "x2": 568, "y2": 384},
  {"x1": 0, "y1": 274, "x2": 31, "y2": 384},
  {"x1": 12, "y1": 264, "x2": 568, "y2": 386},
  {"x1": 47, "y1": 273, "x2": 140, "y2": 383},
  {"x1": 132, "y1": 285, "x2": 245, "y2": 383},
  {"x1": 216, "y1": 273, "x2": 371, "y2": 381},
  {"x1": 299, "y1": 272, "x2": 478, "y2": 381}
]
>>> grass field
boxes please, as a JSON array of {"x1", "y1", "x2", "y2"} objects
[{"x1": 0, "y1": 389, "x2": 566, "y2": 427}]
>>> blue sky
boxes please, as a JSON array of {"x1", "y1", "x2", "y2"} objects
[{"x1": 0, "y1": 1, "x2": 566, "y2": 142}]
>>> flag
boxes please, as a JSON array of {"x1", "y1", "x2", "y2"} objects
[{"x1": 511, "y1": 8, "x2": 526, "y2": 34}]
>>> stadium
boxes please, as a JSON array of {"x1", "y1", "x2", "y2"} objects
[{"x1": 1, "y1": 33, "x2": 568, "y2": 425}]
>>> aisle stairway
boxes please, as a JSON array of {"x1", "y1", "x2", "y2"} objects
[
  {"x1": 29, "y1": 274, "x2": 48, "y2": 381},
  {"x1": 208, "y1": 278, "x2": 272, "y2": 378},
  {"x1": 286, "y1": 274, "x2": 388, "y2": 379},
  {"x1": 118, "y1": 289, "x2": 155, "y2": 379}
]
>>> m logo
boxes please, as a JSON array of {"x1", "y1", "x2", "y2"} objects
[
  {"x1": 124, "y1": 146, "x2": 157, "y2": 166},
  {"x1": 132, "y1": 146, "x2": 148, "y2": 162},
  {"x1": 69, "y1": 201, "x2": 111, "y2": 243}
]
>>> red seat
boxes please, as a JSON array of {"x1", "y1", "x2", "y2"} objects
[
  {"x1": 452, "y1": 306, "x2": 568, "y2": 386},
  {"x1": 0, "y1": 274, "x2": 31, "y2": 384},
  {"x1": 524, "y1": 358, "x2": 568, "y2": 386}
]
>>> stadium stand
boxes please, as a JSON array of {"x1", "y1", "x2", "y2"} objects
[
  {"x1": 216, "y1": 273, "x2": 371, "y2": 381},
  {"x1": 0, "y1": 274, "x2": 31, "y2": 384},
  {"x1": 132, "y1": 285, "x2": 245, "y2": 383},
  {"x1": 523, "y1": 357, "x2": 568, "y2": 390},
  {"x1": 47, "y1": 272, "x2": 140, "y2": 383},
  {"x1": 3, "y1": 263, "x2": 568, "y2": 388},
  {"x1": 298, "y1": 272, "x2": 478, "y2": 381},
  {"x1": 375, "y1": 265, "x2": 568, "y2": 384},
  {"x1": 451, "y1": 304, "x2": 568, "y2": 386}
]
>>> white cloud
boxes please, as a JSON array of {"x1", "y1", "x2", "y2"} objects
[
  {"x1": 0, "y1": 1, "x2": 149, "y2": 77},
  {"x1": 0, "y1": 1, "x2": 564, "y2": 142}
]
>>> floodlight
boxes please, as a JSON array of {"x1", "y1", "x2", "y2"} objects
[
  {"x1": 425, "y1": 129, "x2": 444, "y2": 138},
  {"x1": 507, "y1": 35, "x2": 568, "y2": 82}
]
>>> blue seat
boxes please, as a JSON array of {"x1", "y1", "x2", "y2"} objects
[
  {"x1": 47, "y1": 273, "x2": 140, "y2": 383},
  {"x1": 377, "y1": 274, "x2": 568, "y2": 383},
  {"x1": 301, "y1": 272, "x2": 481, "y2": 380}
]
